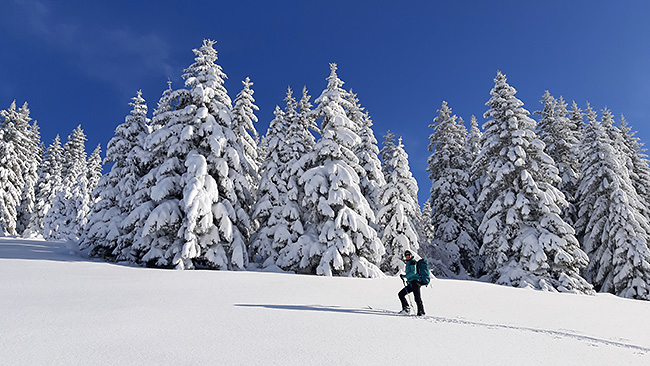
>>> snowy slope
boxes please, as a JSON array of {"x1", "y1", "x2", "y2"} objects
[{"x1": 1, "y1": 238, "x2": 649, "y2": 365}]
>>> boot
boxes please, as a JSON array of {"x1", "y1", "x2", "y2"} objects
[{"x1": 398, "y1": 307, "x2": 411, "y2": 315}]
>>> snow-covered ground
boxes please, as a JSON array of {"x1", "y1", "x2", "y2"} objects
[{"x1": 2, "y1": 237, "x2": 649, "y2": 365}]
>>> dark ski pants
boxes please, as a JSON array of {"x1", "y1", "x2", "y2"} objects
[{"x1": 398, "y1": 281, "x2": 424, "y2": 314}]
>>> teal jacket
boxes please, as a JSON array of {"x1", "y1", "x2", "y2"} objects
[{"x1": 401, "y1": 258, "x2": 419, "y2": 285}]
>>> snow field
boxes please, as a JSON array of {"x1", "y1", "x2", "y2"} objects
[{"x1": 1, "y1": 238, "x2": 649, "y2": 365}]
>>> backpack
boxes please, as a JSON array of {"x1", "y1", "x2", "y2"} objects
[{"x1": 416, "y1": 259, "x2": 430, "y2": 285}]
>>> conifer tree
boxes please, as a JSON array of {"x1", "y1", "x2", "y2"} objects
[
  {"x1": 123, "y1": 86, "x2": 171, "y2": 262},
  {"x1": 138, "y1": 40, "x2": 251, "y2": 270},
  {"x1": 81, "y1": 91, "x2": 150, "y2": 259},
  {"x1": 232, "y1": 77, "x2": 260, "y2": 195},
  {"x1": 576, "y1": 107, "x2": 650, "y2": 299},
  {"x1": 294, "y1": 63, "x2": 384, "y2": 277},
  {"x1": 276, "y1": 88, "x2": 320, "y2": 272},
  {"x1": 426, "y1": 101, "x2": 480, "y2": 277},
  {"x1": 477, "y1": 72, "x2": 593, "y2": 293},
  {"x1": 378, "y1": 137, "x2": 420, "y2": 274},
  {"x1": 250, "y1": 103, "x2": 292, "y2": 268},
  {"x1": 535, "y1": 92, "x2": 581, "y2": 226},
  {"x1": 49, "y1": 125, "x2": 90, "y2": 241},
  {"x1": 0, "y1": 101, "x2": 41, "y2": 235},
  {"x1": 38, "y1": 137, "x2": 64, "y2": 238},
  {"x1": 26, "y1": 136, "x2": 63, "y2": 238},
  {"x1": 0, "y1": 104, "x2": 23, "y2": 236}
]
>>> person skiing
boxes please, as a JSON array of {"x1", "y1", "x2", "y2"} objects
[{"x1": 398, "y1": 250, "x2": 425, "y2": 316}]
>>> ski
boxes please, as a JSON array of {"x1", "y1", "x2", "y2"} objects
[{"x1": 367, "y1": 306, "x2": 426, "y2": 317}]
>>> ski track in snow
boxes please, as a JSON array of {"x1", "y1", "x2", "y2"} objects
[
  {"x1": 368, "y1": 306, "x2": 650, "y2": 354},
  {"x1": 238, "y1": 304, "x2": 650, "y2": 354}
]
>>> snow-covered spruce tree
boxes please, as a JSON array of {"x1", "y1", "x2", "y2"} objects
[
  {"x1": 276, "y1": 88, "x2": 320, "y2": 272},
  {"x1": 0, "y1": 107, "x2": 24, "y2": 236},
  {"x1": 620, "y1": 115, "x2": 650, "y2": 222},
  {"x1": 138, "y1": 40, "x2": 252, "y2": 270},
  {"x1": 378, "y1": 137, "x2": 420, "y2": 275},
  {"x1": 250, "y1": 103, "x2": 292, "y2": 268},
  {"x1": 0, "y1": 101, "x2": 41, "y2": 235},
  {"x1": 476, "y1": 72, "x2": 593, "y2": 293},
  {"x1": 122, "y1": 84, "x2": 173, "y2": 262},
  {"x1": 426, "y1": 101, "x2": 480, "y2": 278},
  {"x1": 48, "y1": 125, "x2": 90, "y2": 241},
  {"x1": 232, "y1": 77, "x2": 260, "y2": 197},
  {"x1": 293, "y1": 63, "x2": 384, "y2": 277},
  {"x1": 253, "y1": 87, "x2": 314, "y2": 270},
  {"x1": 25, "y1": 135, "x2": 63, "y2": 238},
  {"x1": 81, "y1": 91, "x2": 151, "y2": 259},
  {"x1": 576, "y1": 107, "x2": 650, "y2": 299},
  {"x1": 23, "y1": 121, "x2": 43, "y2": 233},
  {"x1": 347, "y1": 90, "x2": 385, "y2": 216},
  {"x1": 535, "y1": 92, "x2": 581, "y2": 226}
]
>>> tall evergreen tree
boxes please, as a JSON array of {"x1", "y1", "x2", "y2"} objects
[
  {"x1": 276, "y1": 88, "x2": 320, "y2": 272},
  {"x1": 232, "y1": 77, "x2": 260, "y2": 196},
  {"x1": 378, "y1": 137, "x2": 420, "y2": 275},
  {"x1": 0, "y1": 101, "x2": 41, "y2": 235},
  {"x1": 250, "y1": 102, "x2": 292, "y2": 268},
  {"x1": 49, "y1": 125, "x2": 90, "y2": 241},
  {"x1": 26, "y1": 135, "x2": 63, "y2": 238},
  {"x1": 81, "y1": 91, "x2": 150, "y2": 259},
  {"x1": 123, "y1": 85, "x2": 171, "y2": 262},
  {"x1": 0, "y1": 103, "x2": 23, "y2": 236},
  {"x1": 477, "y1": 72, "x2": 593, "y2": 293},
  {"x1": 294, "y1": 63, "x2": 384, "y2": 277},
  {"x1": 535, "y1": 92, "x2": 581, "y2": 226},
  {"x1": 576, "y1": 107, "x2": 650, "y2": 299},
  {"x1": 137, "y1": 40, "x2": 251, "y2": 270},
  {"x1": 426, "y1": 101, "x2": 480, "y2": 277}
]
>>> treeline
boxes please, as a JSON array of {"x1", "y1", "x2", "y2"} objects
[{"x1": 1, "y1": 40, "x2": 649, "y2": 300}]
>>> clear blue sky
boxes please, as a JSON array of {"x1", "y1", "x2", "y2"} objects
[{"x1": 1, "y1": 0, "x2": 649, "y2": 204}]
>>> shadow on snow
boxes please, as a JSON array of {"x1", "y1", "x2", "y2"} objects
[
  {"x1": 0, "y1": 238, "x2": 86, "y2": 262},
  {"x1": 236, "y1": 303, "x2": 401, "y2": 317}
]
